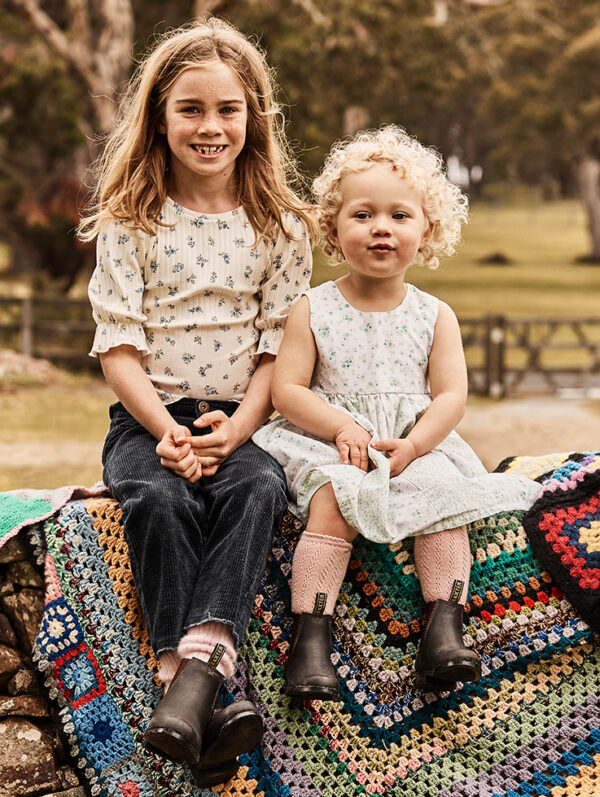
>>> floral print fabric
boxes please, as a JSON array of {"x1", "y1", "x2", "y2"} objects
[
  {"x1": 88, "y1": 198, "x2": 312, "y2": 403},
  {"x1": 253, "y1": 281, "x2": 540, "y2": 543}
]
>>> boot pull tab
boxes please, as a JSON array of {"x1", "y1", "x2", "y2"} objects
[
  {"x1": 313, "y1": 593, "x2": 327, "y2": 615},
  {"x1": 208, "y1": 643, "x2": 226, "y2": 669},
  {"x1": 449, "y1": 580, "x2": 464, "y2": 605}
]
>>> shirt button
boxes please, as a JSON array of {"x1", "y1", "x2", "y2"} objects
[{"x1": 197, "y1": 400, "x2": 210, "y2": 414}]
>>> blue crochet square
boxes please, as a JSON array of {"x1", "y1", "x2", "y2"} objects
[
  {"x1": 103, "y1": 753, "x2": 158, "y2": 796},
  {"x1": 70, "y1": 692, "x2": 135, "y2": 770},
  {"x1": 55, "y1": 645, "x2": 106, "y2": 707},
  {"x1": 36, "y1": 597, "x2": 85, "y2": 661}
]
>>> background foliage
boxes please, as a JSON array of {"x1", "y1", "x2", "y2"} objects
[{"x1": 0, "y1": 0, "x2": 599, "y2": 293}]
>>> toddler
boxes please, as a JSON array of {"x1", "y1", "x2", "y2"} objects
[{"x1": 253, "y1": 126, "x2": 540, "y2": 697}]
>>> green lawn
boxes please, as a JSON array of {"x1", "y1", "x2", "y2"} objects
[
  {"x1": 312, "y1": 195, "x2": 598, "y2": 317},
  {"x1": 0, "y1": 378, "x2": 113, "y2": 491},
  {"x1": 0, "y1": 192, "x2": 598, "y2": 492}
]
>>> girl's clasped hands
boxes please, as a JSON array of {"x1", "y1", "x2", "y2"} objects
[{"x1": 156, "y1": 411, "x2": 244, "y2": 481}]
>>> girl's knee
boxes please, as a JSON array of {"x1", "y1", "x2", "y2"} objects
[
  {"x1": 119, "y1": 475, "x2": 198, "y2": 526},
  {"x1": 133, "y1": 471, "x2": 186, "y2": 502}
]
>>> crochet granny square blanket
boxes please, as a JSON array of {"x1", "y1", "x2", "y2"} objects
[{"x1": 0, "y1": 451, "x2": 599, "y2": 797}]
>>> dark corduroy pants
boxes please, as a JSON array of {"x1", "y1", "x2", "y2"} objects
[{"x1": 102, "y1": 398, "x2": 287, "y2": 654}]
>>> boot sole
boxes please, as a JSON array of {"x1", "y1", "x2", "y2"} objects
[
  {"x1": 192, "y1": 758, "x2": 239, "y2": 787},
  {"x1": 199, "y1": 709, "x2": 263, "y2": 768},
  {"x1": 414, "y1": 673, "x2": 458, "y2": 692},
  {"x1": 434, "y1": 662, "x2": 481, "y2": 683},
  {"x1": 286, "y1": 684, "x2": 340, "y2": 701},
  {"x1": 416, "y1": 661, "x2": 481, "y2": 688},
  {"x1": 143, "y1": 726, "x2": 200, "y2": 765}
]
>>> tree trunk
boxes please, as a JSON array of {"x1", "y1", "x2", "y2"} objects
[
  {"x1": 576, "y1": 156, "x2": 600, "y2": 261},
  {"x1": 193, "y1": 0, "x2": 227, "y2": 18},
  {"x1": 343, "y1": 106, "x2": 369, "y2": 137},
  {"x1": 4, "y1": 0, "x2": 134, "y2": 134}
]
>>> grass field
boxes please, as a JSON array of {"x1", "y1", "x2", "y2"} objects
[
  {"x1": 0, "y1": 191, "x2": 598, "y2": 492},
  {"x1": 2, "y1": 378, "x2": 598, "y2": 491},
  {"x1": 312, "y1": 194, "x2": 598, "y2": 317},
  {"x1": 0, "y1": 377, "x2": 112, "y2": 491}
]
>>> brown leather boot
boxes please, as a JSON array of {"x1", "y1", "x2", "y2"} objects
[
  {"x1": 286, "y1": 601, "x2": 339, "y2": 701},
  {"x1": 191, "y1": 696, "x2": 263, "y2": 786},
  {"x1": 414, "y1": 594, "x2": 481, "y2": 692},
  {"x1": 144, "y1": 654, "x2": 223, "y2": 765}
]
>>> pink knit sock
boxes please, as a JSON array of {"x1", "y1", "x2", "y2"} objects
[
  {"x1": 158, "y1": 650, "x2": 180, "y2": 691},
  {"x1": 414, "y1": 526, "x2": 471, "y2": 604},
  {"x1": 177, "y1": 621, "x2": 237, "y2": 679},
  {"x1": 291, "y1": 531, "x2": 353, "y2": 616}
]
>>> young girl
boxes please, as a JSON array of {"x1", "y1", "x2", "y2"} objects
[
  {"x1": 79, "y1": 18, "x2": 313, "y2": 787},
  {"x1": 252, "y1": 126, "x2": 540, "y2": 698}
]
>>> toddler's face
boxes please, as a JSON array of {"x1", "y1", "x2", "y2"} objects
[{"x1": 328, "y1": 163, "x2": 430, "y2": 281}]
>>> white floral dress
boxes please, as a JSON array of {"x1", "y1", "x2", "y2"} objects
[{"x1": 252, "y1": 281, "x2": 540, "y2": 544}]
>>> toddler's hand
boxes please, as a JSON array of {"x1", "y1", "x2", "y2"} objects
[
  {"x1": 334, "y1": 421, "x2": 372, "y2": 471},
  {"x1": 191, "y1": 411, "x2": 246, "y2": 475},
  {"x1": 371, "y1": 438, "x2": 417, "y2": 478},
  {"x1": 156, "y1": 424, "x2": 202, "y2": 483}
]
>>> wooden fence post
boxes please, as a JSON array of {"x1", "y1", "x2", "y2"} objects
[
  {"x1": 20, "y1": 296, "x2": 33, "y2": 357},
  {"x1": 485, "y1": 315, "x2": 505, "y2": 398}
]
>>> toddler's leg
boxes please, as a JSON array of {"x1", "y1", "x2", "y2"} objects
[
  {"x1": 293, "y1": 482, "x2": 356, "y2": 614},
  {"x1": 413, "y1": 525, "x2": 471, "y2": 604},
  {"x1": 413, "y1": 526, "x2": 481, "y2": 691},
  {"x1": 286, "y1": 484, "x2": 355, "y2": 701}
]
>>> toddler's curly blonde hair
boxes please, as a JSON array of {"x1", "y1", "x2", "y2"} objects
[{"x1": 312, "y1": 125, "x2": 469, "y2": 269}]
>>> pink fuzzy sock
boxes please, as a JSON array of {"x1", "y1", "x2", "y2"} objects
[
  {"x1": 177, "y1": 621, "x2": 237, "y2": 679},
  {"x1": 158, "y1": 651, "x2": 180, "y2": 691},
  {"x1": 291, "y1": 531, "x2": 353, "y2": 616},
  {"x1": 414, "y1": 526, "x2": 471, "y2": 605}
]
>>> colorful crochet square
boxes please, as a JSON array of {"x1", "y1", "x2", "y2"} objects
[
  {"x1": 37, "y1": 597, "x2": 85, "y2": 661},
  {"x1": 67, "y1": 692, "x2": 136, "y2": 771},
  {"x1": 516, "y1": 452, "x2": 600, "y2": 632},
  {"x1": 2, "y1": 453, "x2": 596, "y2": 795},
  {"x1": 54, "y1": 643, "x2": 107, "y2": 708},
  {"x1": 102, "y1": 752, "x2": 158, "y2": 797}
]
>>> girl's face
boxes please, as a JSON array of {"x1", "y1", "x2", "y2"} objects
[
  {"x1": 158, "y1": 61, "x2": 248, "y2": 197},
  {"x1": 328, "y1": 163, "x2": 430, "y2": 281}
]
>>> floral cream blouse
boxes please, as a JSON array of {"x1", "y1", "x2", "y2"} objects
[{"x1": 88, "y1": 198, "x2": 312, "y2": 403}]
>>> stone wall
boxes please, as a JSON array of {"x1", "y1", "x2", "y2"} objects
[{"x1": 0, "y1": 535, "x2": 85, "y2": 797}]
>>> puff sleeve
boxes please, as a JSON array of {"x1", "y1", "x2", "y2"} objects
[
  {"x1": 88, "y1": 220, "x2": 150, "y2": 357},
  {"x1": 255, "y1": 213, "x2": 312, "y2": 355}
]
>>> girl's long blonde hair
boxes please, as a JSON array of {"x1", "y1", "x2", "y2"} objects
[{"x1": 79, "y1": 18, "x2": 314, "y2": 242}]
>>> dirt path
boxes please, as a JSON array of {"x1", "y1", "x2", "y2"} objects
[
  {"x1": 3, "y1": 395, "x2": 598, "y2": 477},
  {"x1": 2, "y1": 349, "x2": 597, "y2": 490},
  {"x1": 457, "y1": 396, "x2": 600, "y2": 470}
]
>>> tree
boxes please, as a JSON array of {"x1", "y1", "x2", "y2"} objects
[
  {"x1": 442, "y1": 0, "x2": 600, "y2": 260},
  {"x1": 555, "y1": 23, "x2": 600, "y2": 260},
  {"x1": 219, "y1": 0, "x2": 466, "y2": 173},
  {"x1": 0, "y1": 0, "x2": 134, "y2": 289},
  {"x1": 3, "y1": 0, "x2": 133, "y2": 133},
  {"x1": 3, "y1": 0, "x2": 597, "y2": 286},
  {"x1": 1, "y1": 0, "x2": 463, "y2": 288}
]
